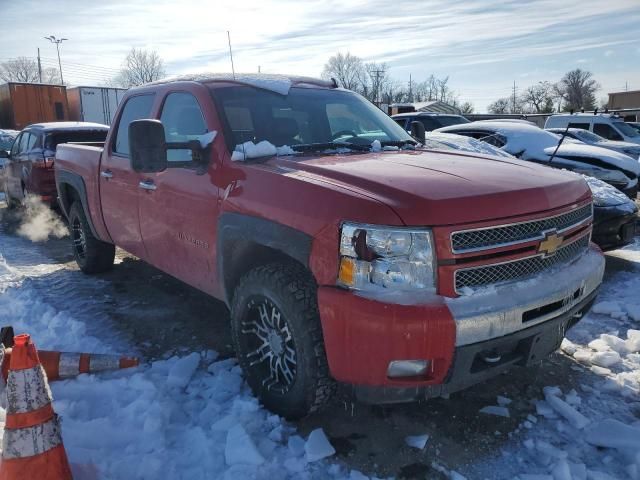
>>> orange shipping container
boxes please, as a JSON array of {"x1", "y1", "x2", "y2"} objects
[{"x1": 0, "y1": 82, "x2": 69, "y2": 130}]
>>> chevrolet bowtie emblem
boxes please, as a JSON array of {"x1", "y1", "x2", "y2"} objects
[{"x1": 538, "y1": 231, "x2": 563, "y2": 256}]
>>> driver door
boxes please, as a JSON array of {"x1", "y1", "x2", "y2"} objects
[{"x1": 138, "y1": 90, "x2": 220, "y2": 294}]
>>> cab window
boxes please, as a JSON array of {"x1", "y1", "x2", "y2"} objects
[
  {"x1": 160, "y1": 92, "x2": 208, "y2": 164},
  {"x1": 10, "y1": 133, "x2": 23, "y2": 157}
]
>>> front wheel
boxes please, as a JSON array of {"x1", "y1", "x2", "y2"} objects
[
  {"x1": 230, "y1": 263, "x2": 334, "y2": 419},
  {"x1": 68, "y1": 202, "x2": 115, "y2": 274}
]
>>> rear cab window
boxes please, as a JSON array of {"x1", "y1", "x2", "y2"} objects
[
  {"x1": 593, "y1": 123, "x2": 623, "y2": 141},
  {"x1": 113, "y1": 94, "x2": 156, "y2": 155},
  {"x1": 46, "y1": 130, "x2": 109, "y2": 151}
]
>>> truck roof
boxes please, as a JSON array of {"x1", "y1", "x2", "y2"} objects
[
  {"x1": 25, "y1": 121, "x2": 109, "y2": 131},
  {"x1": 146, "y1": 73, "x2": 337, "y2": 95}
]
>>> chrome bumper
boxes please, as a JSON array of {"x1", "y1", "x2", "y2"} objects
[{"x1": 446, "y1": 246, "x2": 605, "y2": 346}]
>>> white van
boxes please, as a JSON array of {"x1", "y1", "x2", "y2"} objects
[{"x1": 545, "y1": 113, "x2": 640, "y2": 145}]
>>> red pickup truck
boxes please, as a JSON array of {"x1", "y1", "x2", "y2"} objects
[{"x1": 55, "y1": 74, "x2": 605, "y2": 418}]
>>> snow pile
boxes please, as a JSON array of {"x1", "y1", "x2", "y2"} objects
[
  {"x1": 231, "y1": 141, "x2": 295, "y2": 161},
  {"x1": 0, "y1": 232, "x2": 368, "y2": 480},
  {"x1": 16, "y1": 195, "x2": 68, "y2": 242},
  {"x1": 508, "y1": 240, "x2": 640, "y2": 479},
  {"x1": 479, "y1": 405, "x2": 510, "y2": 418}
]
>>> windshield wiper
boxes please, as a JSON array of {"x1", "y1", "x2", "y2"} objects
[
  {"x1": 380, "y1": 140, "x2": 417, "y2": 149},
  {"x1": 291, "y1": 142, "x2": 371, "y2": 153}
]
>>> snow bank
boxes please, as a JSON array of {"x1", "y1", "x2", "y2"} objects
[{"x1": 405, "y1": 434, "x2": 429, "y2": 450}]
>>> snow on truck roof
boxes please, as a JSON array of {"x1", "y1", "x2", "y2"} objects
[
  {"x1": 26, "y1": 121, "x2": 109, "y2": 131},
  {"x1": 147, "y1": 73, "x2": 337, "y2": 95}
]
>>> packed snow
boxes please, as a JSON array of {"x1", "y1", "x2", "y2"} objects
[{"x1": 0, "y1": 227, "x2": 367, "y2": 480}]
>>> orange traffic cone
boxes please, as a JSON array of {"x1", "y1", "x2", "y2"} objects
[
  {"x1": 1, "y1": 349, "x2": 139, "y2": 382},
  {"x1": 0, "y1": 334, "x2": 73, "y2": 480}
]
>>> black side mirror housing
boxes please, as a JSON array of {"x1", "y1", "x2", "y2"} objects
[
  {"x1": 0, "y1": 150, "x2": 9, "y2": 159},
  {"x1": 410, "y1": 121, "x2": 426, "y2": 144},
  {"x1": 129, "y1": 119, "x2": 168, "y2": 173}
]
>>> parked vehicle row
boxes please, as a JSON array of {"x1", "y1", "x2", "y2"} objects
[
  {"x1": 422, "y1": 132, "x2": 638, "y2": 250},
  {"x1": 436, "y1": 121, "x2": 640, "y2": 198},
  {"x1": 545, "y1": 113, "x2": 640, "y2": 144},
  {"x1": 545, "y1": 127, "x2": 640, "y2": 159},
  {"x1": 48, "y1": 73, "x2": 607, "y2": 418},
  {"x1": 1, "y1": 122, "x2": 108, "y2": 207}
]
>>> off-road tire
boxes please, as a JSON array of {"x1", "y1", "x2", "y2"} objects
[
  {"x1": 68, "y1": 202, "x2": 115, "y2": 274},
  {"x1": 230, "y1": 262, "x2": 334, "y2": 419}
]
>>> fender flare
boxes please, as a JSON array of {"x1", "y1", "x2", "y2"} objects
[
  {"x1": 217, "y1": 213, "x2": 313, "y2": 303},
  {"x1": 55, "y1": 169, "x2": 100, "y2": 239}
]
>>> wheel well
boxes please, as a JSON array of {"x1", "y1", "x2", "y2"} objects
[
  {"x1": 59, "y1": 182, "x2": 80, "y2": 216},
  {"x1": 223, "y1": 240, "x2": 311, "y2": 305}
]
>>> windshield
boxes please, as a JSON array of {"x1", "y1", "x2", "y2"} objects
[
  {"x1": 574, "y1": 129, "x2": 605, "y2": 143},
  {"x1": 613, "y1": 120, "x2": 640, "y2": 138},
  {"x1": 209, "y1": 86, "x2": 414, "y2": 153}
]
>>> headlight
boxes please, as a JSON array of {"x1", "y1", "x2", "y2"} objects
[{"x1": 338, "y1": 223, "x2": 436, "y2": 291}]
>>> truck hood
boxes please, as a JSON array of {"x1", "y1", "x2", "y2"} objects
[{"x1": 267, "y1": 150, "x2": 591, "y2": 225}]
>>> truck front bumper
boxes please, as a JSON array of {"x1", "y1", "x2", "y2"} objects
[{"x1": 317, "y1": 246, "x2": 604, "y2": 403}]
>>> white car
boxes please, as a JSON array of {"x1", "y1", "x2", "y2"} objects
[
  {"x1": 546, "y1": 128, "x2": 640, "y2": 159},
  {"x1": 435, "y1": 121, "x2": 640, "y2": 198},
  {"x1": 545, "y1": 113, "x2": 640, "y2": 145}
]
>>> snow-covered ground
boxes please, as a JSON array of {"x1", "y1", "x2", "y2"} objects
[{"x1": 0, "y1": 207, "x2": 638, "y2": 479}]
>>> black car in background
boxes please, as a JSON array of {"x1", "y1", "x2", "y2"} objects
[{"x1": 391, "y1": 112, "x2": 469, "y2": 132}]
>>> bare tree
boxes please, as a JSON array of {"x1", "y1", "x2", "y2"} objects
[
  {"x1": 0, "y1": 57, "x2": 41, "y2": 82},
  {"x1": 0, "y1": 57, "x2": 61, "y2": 84},
  {"x1": 321, "y1": 52, "x2": 365, "y2": 92},
  {"x1": 114, "y1": 48, "x2": 166, "y2": 87},
  {"x1": 459, "y1": 101, "x2": 474, "y2": 114},
  {"x1": 488, "y1": 97, "x2": 511, "y2": 114},
  {"x1": 522, "y1": 81, "x2": 554, "y2": 113},
  {"x1": 559, "y1": 69, "x2": 599, "y2": 111}
]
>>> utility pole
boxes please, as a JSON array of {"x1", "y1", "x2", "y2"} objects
[
  {"x1": 37, "y1": 48, "x2": 42, "y2": 83},
  {"x1": 625, "y1": 81, "x2": 629, "y2": 92},
  {"x1": 369, "y1": 68, "x2": 385, "y2": 106},
  {"x1": 44, "y1": 35, "x2": 67, "y2": 85},
  {"x1": 512, "y1": 80, "x2": 517, "y2": 113},
  {"x1": 408, "y1": 74, "x2": 413, "y2": 103}
]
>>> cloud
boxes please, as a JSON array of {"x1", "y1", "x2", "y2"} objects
[{"x1": 604, "y1": 50, "x2": 615, "y2": 57}]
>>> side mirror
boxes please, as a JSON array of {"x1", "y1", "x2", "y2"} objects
[
  {"x1": 410, "y1": 121, "x2": 426, "y2": 144},
  {"x1": 129, "y1": 119, "x2": 168, "y2": 173},
  {"x1": 0, "y1": 150, "x2": 9, "y2": 159}
]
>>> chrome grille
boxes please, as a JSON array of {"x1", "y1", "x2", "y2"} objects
[
  {"x1": 451, "y1": 203, "x2": 592, "y2": 253},
  {"x1": 455, "y1": 234, "x2": 590, "y2": 293}
]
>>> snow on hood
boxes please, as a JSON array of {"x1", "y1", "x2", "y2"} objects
[
  {"x1": 150, "y1": 73, "x2": 294, "y2": 95},
  {"x1": 580, "y1": 174, "x2": 637, "y2": 208},
  {"x1": 424, "y1": 132, "x2": 514, "y2": 158},
  {"x1": 436, "y1": 121, "x2": 640, "y2": 175},
  {"x1": 550, "y1": 143, "x2": 640, "y2": 175}
]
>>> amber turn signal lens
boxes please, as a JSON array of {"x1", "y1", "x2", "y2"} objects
[{"x1": 338, "y1": 257, "x2": 356, "y2": 287}]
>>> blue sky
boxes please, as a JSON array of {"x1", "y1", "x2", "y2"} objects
[{"x1": 1, "y1": 0, "x2": 639, "y2": 112}]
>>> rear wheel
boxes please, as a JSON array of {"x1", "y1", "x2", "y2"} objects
[
  {"x1": 68, "y1": 202, "x2": 115, "y2": 274},
  {"x1": 230, "y1": 263, "x2": 334, "y2": 419},
  {"x1": 3, "y1": 183, "x2": 18, "y2": 209}
]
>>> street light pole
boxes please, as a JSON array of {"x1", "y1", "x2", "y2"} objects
[{"x1": 44, "y1": 35, "x2": 67, "y2": 85}]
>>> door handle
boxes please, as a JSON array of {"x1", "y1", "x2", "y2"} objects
[
  {"x1": 139, "y1": 180, "x2": 157, "y2": 191},
  {"x1": 100, "y1": 170, "x2": 113, "y2": 179}
]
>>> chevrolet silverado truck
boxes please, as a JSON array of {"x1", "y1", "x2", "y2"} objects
[{"x1": 54, "y1": 74, "x2": 605, "y2": 418}]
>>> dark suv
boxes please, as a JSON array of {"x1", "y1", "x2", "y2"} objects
[
  {"x1": 392, "y1": 112, "x2": 469, "y2": 132},
  {"x1": 2, "y1": 122, "x2": 108, "y2": 207}
]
